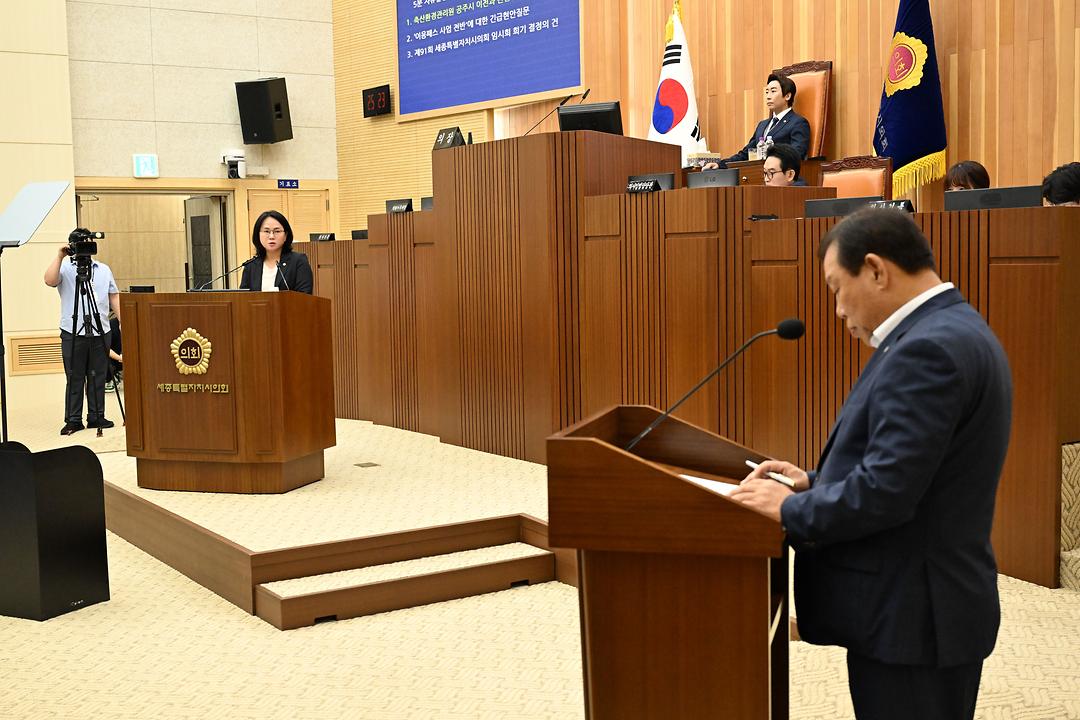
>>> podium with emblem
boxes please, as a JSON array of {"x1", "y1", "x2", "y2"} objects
[{"x1": 119, "y1": 291, "x2": 335, "y2": 493}]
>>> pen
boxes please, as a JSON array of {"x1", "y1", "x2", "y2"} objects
[{"x1": 744, "y1": 459, "x2": 797, "y2": 489}]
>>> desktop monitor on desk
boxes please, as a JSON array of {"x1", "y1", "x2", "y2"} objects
[{"x1": 944, "y1": 186, "x2": 1042, "y2": 211}]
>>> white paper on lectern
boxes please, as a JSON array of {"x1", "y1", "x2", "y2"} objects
[
  {"x1": 679, "y1": 473, "x2": 740, "y2": 497},
  {"x1": 0, "y1": 181, "x2": 70, "y2": 248}
]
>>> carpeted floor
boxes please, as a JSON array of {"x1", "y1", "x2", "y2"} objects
[{"x1": 3, "y1": 403, "x2": 1079, "y2": 719}]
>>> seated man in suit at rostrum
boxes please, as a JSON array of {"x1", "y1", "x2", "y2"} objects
[
  {"x1": 731, "y1": 208, "x2": 1012, "y2": 720},
  {"x1": 704, "y1": 73, "x2": 811, "y2": 169},
  {"x1": 762, "y1": 143, "x2": 807, "y2": 187}
]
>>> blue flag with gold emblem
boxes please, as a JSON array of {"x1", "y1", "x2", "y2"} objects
[{"x1": 873, "y1": 0, "x2": 947, "y2": 196}]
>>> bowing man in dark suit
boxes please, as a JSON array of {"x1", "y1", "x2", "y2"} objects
[
  {"x1": 732, "y1": 208, "x2": 1012, "y2": 720},
  {"x1": 705, "y1": 74, "x2": 811, "y2": 169},
  {"x1": 239, "y1": 210, "x2": 313, "y2": 294}
]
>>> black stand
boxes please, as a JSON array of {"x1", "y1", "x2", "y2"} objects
[
  {"x1": 69, "y1": 258, "x2": 124, "y2": 435},
  {"x1": 0, "y1": 442, "x2": 110, "y2": 621}
]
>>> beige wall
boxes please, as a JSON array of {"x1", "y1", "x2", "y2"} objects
[
  {"x1": 333, "y1": 0, "x2": 491, "y2": 232},
  {"x1": 0, "y1": 0, "x2": 78, "y2": 414},
  {"x1": 79, "y1": 194, "x2": 189, "y2": 293},
  {"x1": 67, "y1": 0, "x2": 337, "y2": 181}
]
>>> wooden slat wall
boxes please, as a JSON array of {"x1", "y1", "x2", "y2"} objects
[
  {"x1": 495, "y1": 0, "x2": 1080, "y2": 191},
  {"x1": 579, "y1": 186, "x2": 833, "y2": 444},
  {"x1": 745, "y1": 206, "x2": 1079, "y2": 588},
  {"x1": 350, "y1": 133, "x2": 682, "y2": 461}
]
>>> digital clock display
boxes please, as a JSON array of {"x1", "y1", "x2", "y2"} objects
[{"x1": 363, "y1": 84, "x2": 392, "y2": 118}]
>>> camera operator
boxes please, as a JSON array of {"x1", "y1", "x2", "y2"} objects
[{"x1": 43, "y1": 232, "x2": 120, "y2": 436}]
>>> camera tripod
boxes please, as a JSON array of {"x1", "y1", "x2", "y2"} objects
[{"x1": 69, "y1": 257, "x2": 124, "y2": 437}]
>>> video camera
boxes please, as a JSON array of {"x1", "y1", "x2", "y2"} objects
[{"x1": 66, "y1": 228, "x2": 104, "y2": 260}]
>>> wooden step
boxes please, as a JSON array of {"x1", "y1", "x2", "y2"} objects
[{"x1": 254, "y1": 543, "x2": 555, "y2": 629}]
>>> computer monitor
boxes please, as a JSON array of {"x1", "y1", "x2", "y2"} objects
[
  {"x1": 557, "y1": 102, "x2": 623, "y2": 136},
  {"x1": 687, "y1": 169, "x2": 739, "y2": 189},
  {"x1": 804, "y1": 196, "x2": 883, "y2": 218},
  {"x1": 944, "y1": 186, "x2": 1042, "y2": 211}
]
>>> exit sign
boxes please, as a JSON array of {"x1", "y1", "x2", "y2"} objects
[{"x1": 132, "y1": 154, "x2": 159, "y2": 178}]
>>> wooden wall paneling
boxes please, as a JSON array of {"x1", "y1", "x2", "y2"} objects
[
  {"x1": 662, "y1": 189, "x2": 718, "y2": 432},
  {"x1": 365, "y1": 215, "x2": 395, "y2": 427},
  {"x1": 349, "y1": 238, "x2": 374, "y2": 421},
  {"x1": 747, "y1": 221, "x2": 800, "y2": 462},
  {"x1": 429, "y1": 148, "x2": 465, "y2": 447},
  {"x1": 987, "y1": 253, "x2": 1060, "y2": 588},
  {"x1": 451, "y1": 140, "x2": 527, "y2": 458},
  {"x1": 621, "y1": 192, "x2": 663, "y2": 410},
  {"x1": 661, "y1": 223, "x2": 718, "y2": 431},
  {"x1": 516, "y1": 135, "x2": 557, "y2": 462},
  {"x1": 581, "y1": 195, "x2": 625, "y2": 418},
  {"x1": 387, "y1": 212, "x2": 419, "y2": 431},
  {"x1": 1057, "y1": 210, "x2": 1080, "y2": 443},
  {"x1": 411, "y1": 211, "x2": 441, "y2": 437}
]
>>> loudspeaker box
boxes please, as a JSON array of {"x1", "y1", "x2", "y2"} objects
[{"x1": 235, "y1": 77, "x2": 293, "y2": 144}]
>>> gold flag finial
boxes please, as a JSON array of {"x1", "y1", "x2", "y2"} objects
[{"x1": 665, "y1": 0, "x2": 682, "y2": 44}]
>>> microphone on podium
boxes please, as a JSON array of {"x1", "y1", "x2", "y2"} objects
[
  {"x1": 624, "y1": 318, "x2": 805, "y2": 451},
  {"x1": 195, "y1": 256, "x2": 258, "y2": 290},
  {"x1": 522, "y1": 88, "x2": 591, "y2": 136},
  {"x1": 577, "y1": 88, "x2": 591, "y2": 103}
]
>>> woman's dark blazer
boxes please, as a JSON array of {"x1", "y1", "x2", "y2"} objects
[{"x1": 239, "y1": 251, "x2": 313, "y2": 294}]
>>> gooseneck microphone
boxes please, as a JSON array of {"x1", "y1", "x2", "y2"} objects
[
  {"x1": 196, "y1": 256, "x2": 258, "y2": 290},
  {"x1": 577, "y1": 88, "x2": 591, "y2": 103},
  {"x1": 276, "y1": 259, "x2": 290, "y2": 291},
  {"x1": 522, "y1": 89, "x2": 590, "y2": 136},
  {"x1": 624, "y1": 318, "x2": 805, "y2": 451}
]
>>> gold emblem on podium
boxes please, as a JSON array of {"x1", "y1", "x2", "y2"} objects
[{"x1": 170, "y1": 328, "x2": 212, "y2": 375}]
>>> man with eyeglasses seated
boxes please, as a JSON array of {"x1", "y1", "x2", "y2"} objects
[
  {"x1": 239, "y1": 210, "x2": 314, "y2": 294},
  {"x1": 763, "y1": 143, "x2": 807, "y2": 187}
]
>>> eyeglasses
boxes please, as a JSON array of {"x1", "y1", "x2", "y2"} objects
[
  {"x1": 260, "y1": 228, "x2": 286, "y2": 237},
  {"x1": 763, "y1": 169, "x2": 782, "y2": 180}
]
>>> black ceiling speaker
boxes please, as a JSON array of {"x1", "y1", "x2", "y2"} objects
[{"x1": 235, "y1": 77, "x2": 293, "y2": 144}]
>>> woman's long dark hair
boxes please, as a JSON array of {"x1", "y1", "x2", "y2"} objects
[{"x1": 251, "y1": 210, "x2": 294, "y2": 258}]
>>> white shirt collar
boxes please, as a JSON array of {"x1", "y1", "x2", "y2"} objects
[
  {"x1": 772, "y1": 107, "x2": 792, "y2": 122},
  {"x1": 870, "y1": 282, "x2": 954, "y2": 348}
]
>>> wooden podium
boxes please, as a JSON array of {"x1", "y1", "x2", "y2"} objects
[
  {"x1": 548, "y1": 405, "x2": 788, "y2": 720},
  {"x1": 120, "y1": 291, "x2": 336, "y2": 493}
]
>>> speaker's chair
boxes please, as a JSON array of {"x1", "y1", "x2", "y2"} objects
[
  {"x1": 822, "y1": 155, "x2": 894, "y2": 200},
  {"x1": 773, "y1": 60, "x2": 833, "y2": 159}
]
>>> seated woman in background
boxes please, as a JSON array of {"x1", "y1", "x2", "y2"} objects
[
  {"x1": 239, "y1": 210, "x2": 313, "y2": 294},
  {"x1": 945, "y1": 160, "x2": 991, "y2": 191}
]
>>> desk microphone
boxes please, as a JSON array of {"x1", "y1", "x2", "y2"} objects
[
  {"x1": 276, "y1": 259, "x2": 290, "y2": 291},
  {"x1": 625, "y1": 318, "x2": 805, "y2": 451},
  {"x1": 577, "y1": 88, "x2": 591, "y2": 103},
  {"x1": 522, "y1": 89, "x2": 588, "y2": 136},
  {"x1": 196, "y1": 256, "x2": 258, "y2": 290}
]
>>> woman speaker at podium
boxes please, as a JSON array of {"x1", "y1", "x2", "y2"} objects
[{"x1": 239, "y1": 210, "x2": 313, "y2": 294}]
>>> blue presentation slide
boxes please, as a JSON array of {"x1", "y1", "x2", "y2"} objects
[{"x1": 397, "y1": 0, "x2": 581, "y2": 116}]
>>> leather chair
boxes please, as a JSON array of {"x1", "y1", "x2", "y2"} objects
[
  {"x1": 773, "y1": 60, "x2": 832, "y2": 159},
  {"x1": 822, "y1": 156, "x2": 894, "y2": 200}
]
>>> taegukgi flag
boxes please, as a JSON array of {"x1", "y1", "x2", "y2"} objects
[
  {"x1": 648, "y1": 0, "x2": 706, "y2": 165},
  {"x1": 873, "y1": 0, "x2": 948, "y2": 196}
]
